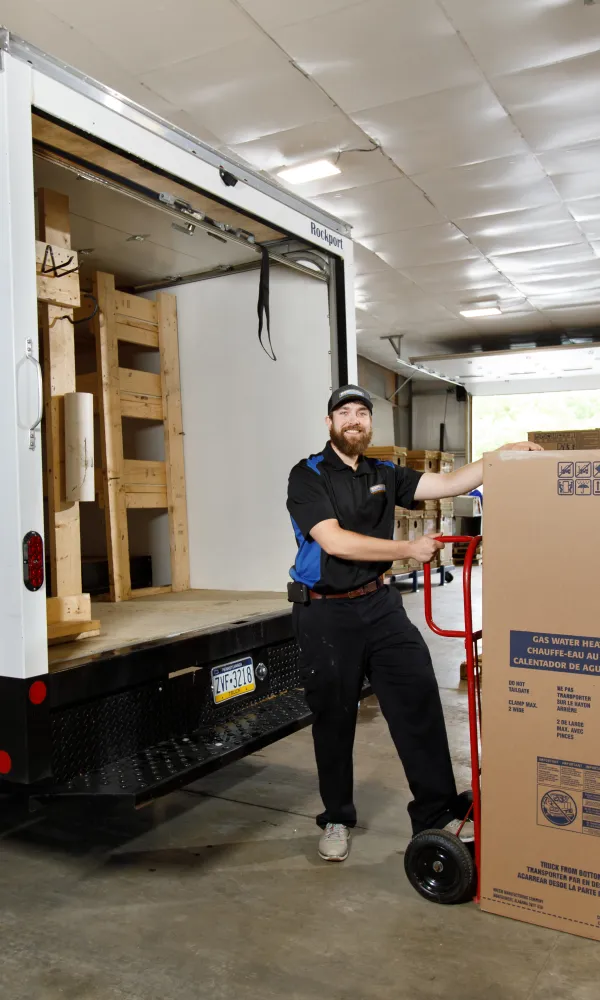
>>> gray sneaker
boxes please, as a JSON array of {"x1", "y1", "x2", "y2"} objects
[
  {"x1": 318, "y1": 823, "x2": 350, "y2": 862},
  {"x1": 443, "y1": 818, "x2": 475, "y2": 843}
]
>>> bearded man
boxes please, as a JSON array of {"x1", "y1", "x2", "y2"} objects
[{"x1": 286, "y1": 383, "x2": 540, "y2": 862}]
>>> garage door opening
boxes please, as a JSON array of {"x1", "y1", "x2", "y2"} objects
[{"x1": 472, "y1": 390, "x2": 600, "y2": 460}]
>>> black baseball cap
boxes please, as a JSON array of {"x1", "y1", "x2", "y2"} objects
[{"x1": 328, "y1": 384, "x2": 373, "y2": 415}]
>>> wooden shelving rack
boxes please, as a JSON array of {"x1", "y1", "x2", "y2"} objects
[{"x1": 79, "y1": 272, "x2": 190, "y2": 602}]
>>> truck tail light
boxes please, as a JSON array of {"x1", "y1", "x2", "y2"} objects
[{"x1": 23, "y1": 531, "x2": 44, "y2": 591}]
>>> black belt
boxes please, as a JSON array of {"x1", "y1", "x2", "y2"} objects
[{"x1": 309, "y1": 577, "x2": 384, "y2": 600}]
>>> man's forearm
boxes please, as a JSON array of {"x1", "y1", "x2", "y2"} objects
[
  {"x1": 442, "y1": 459, "x2": 483, "y2": 497},
  {"x1": 415, "y1": 459, "x2": 483, "y2": 501},
  {"x1": 322, "y1": 526, "x2": 410, "y2": 562}
]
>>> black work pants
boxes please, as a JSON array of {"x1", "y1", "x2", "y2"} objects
[{"x1": 292, "y1": 585, "x2": 458, "y2": 835}]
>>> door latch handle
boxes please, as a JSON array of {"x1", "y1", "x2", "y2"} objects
[{"x1": 25, "y1": 338, "x2": 43, "y2": 451}]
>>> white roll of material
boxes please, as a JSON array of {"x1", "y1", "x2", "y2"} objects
[{"x1": 64, "y1": 391, "x2": 95, "y2": 502}]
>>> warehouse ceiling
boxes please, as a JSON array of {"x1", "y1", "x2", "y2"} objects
[{"x1": 4, "y1": 0, "x2": 600, "y2": 369}]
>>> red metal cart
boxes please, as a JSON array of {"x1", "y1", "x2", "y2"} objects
[{"x1": 404, "y1": 536, "x2": 483, "y2": 905}]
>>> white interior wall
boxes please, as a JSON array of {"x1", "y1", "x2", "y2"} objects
[
  {"x1": 412, "y1": 384, "x2": 467, "y2": 467},
  {"x1": 164, "y1": 267, "x2": 332, "y2": 592},
  {"x1": 370, "y1": 395, "x2": 395, "y2": 446}
]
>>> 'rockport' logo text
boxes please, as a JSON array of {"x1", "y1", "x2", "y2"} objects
[{"x1": 311, "y1": 221, "x2": 344, "y2": 250}]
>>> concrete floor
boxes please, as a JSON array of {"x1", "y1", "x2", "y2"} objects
[{"x1": 2, "y1": 569, "x2": 599, "y2": 1000}]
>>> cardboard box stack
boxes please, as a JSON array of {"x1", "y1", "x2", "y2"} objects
[
  {"x1": 365, "y1": 445, "x2": 407, "y2": 466},
  {"x1": 480, "y1": 449, "x2": 600, "y2": 942},
  {"x1": 410, "y1": 452, "x2": 456, "y2": 568},
  {"x1": 391, "y1": 509, "x2": 423, "y2": 575},
  {"x1": 383, "y1": 449, "x2": 457, "y2": 575},
  {"x1": 528, "y1": 429, "x2": 600, "y2": 451},
  {"x1": 407, "y1": 449, "x2": 440, "y2": 474}
]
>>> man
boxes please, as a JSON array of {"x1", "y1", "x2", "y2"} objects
[{"x1": 287, "y1": 384, "x2": 541, "y2": 862}]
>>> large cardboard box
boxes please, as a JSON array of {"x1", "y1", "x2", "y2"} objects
[{"x1": 480, "y1": 450, "x2": 600, "y2": 941}]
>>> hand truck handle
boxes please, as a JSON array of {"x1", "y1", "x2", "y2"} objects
[{"x1": 423, "y1": 536, "x2": 482, "y2": 641}]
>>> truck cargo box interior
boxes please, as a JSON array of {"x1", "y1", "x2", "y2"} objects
[{"x1": 33, "y1": 116, "x2": 336, "y2": 669}]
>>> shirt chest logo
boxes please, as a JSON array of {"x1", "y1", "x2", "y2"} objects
[{"x1": 370, "y1": 484, "x2": 386, "y2": 495}]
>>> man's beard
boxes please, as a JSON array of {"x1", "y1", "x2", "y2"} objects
[{"x1": 330, "y1": 423, "x2": 373, "y2": 458}]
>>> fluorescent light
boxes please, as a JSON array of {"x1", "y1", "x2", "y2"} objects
[
  {"x1": 460, "y1": 306, "x2": 501, "y2": 318},
  {"x1": 277, "y1": 160, "x2": 341, "y2": 185}
]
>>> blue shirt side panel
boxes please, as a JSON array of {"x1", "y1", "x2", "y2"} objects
[
  {"x1": 289, "y1": 517, "x2": 323, "y2": 588},
  {"x1": 376, "y1": 460, "x2": 396, "y2": 469},
  {"x1": 307, "y1": 454, "x2": 325, "y2": 475}
]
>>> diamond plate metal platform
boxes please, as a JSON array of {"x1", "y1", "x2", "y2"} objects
[{"x1": 41, "y1": 690, "x2": 313, "y2": 805}]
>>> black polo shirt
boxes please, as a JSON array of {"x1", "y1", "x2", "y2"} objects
[{"x1": 287, "y1": 441, "x2": 423, "y2": 594}]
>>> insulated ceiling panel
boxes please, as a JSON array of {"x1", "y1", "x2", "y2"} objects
[
  {"x1": 138, "y1": 35, "x2": 338, "y2": 146},
  {"x1": 271, "y1": 0, "x2": 481, "y2": 112},
  {"x1": 35, "y1": 0, "x2": 256, "y2": 75},
  {"x1": 538, "y1": 142, "x2": 600, "y2": 203},
  {"x1": 456, "y1": 206, "x2": 585, "y2": 258},
  {"x1": 363, "y1": 224, "x2": 482, "y2": 270},
  {"x1": 414, "y1": 156, "x2": 563, "y2": 220},
  {"x1": 440, "y1": 0, "x2": 600, "y2": 77},
  {"x1": 6, "y1": 0, "x2": 600, "y2": 367},
  {"x1": 352, "y1": 82, "x2": 528, "y2": 176},
  {"x1": 491, "y1": 52, "x2": 600, "y2": 152},
  {"x1": 311, "y1": 178, "x2": 444, "y2": 239}
]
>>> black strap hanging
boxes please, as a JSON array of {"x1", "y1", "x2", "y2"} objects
[{"x1": 257, "y1": 246, "x2": 276, "y2": 361}]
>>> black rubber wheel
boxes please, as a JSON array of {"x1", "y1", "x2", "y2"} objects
[
  {"x1": 444, "y1": 571, "x2": 454, "y2": 583},
  {"x1": 404, "y1": 830, "x2": 477, "y2": 905}
]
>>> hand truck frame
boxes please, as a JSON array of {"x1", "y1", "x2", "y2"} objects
[{"x1": 404, "y1": 536, "x2": 483, "y2": 905}]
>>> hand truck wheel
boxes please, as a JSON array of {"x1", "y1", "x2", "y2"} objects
[{"x1": 404, "y1": 830, "x2": 477, "y2": 905}]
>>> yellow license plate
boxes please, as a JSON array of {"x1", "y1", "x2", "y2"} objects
[{"x1": 211, "y1": 657, "x2": 256, "y2": 704}]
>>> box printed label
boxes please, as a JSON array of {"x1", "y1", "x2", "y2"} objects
[
  {"x1": 538, "y1": 757, "x2": 600, "y2": 837},
  {"x1": 511, "y1": 631, "x2": 600, "y2": 676},
  {"x1": 557, "y1": 460, "x2": 600, "y2": 497}
]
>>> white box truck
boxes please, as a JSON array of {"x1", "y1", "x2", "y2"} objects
[{"x1": 0, "y1": 31, "x2": 358, "y2": 803}]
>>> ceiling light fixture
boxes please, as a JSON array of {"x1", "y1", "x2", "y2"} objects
[
  {"x1": 277, "y1": 160, "x2": 341, "y2": 185},
  {"x1": 126, "y1": 234, "x2": 150, "y2": 242},
  {"x1": 460, "y1": 305, "x2": 502, "y2": 318}
]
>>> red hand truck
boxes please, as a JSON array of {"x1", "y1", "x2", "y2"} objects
[{"x1": 403, "y1": 536, "x2": 483, "y2": 905}]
